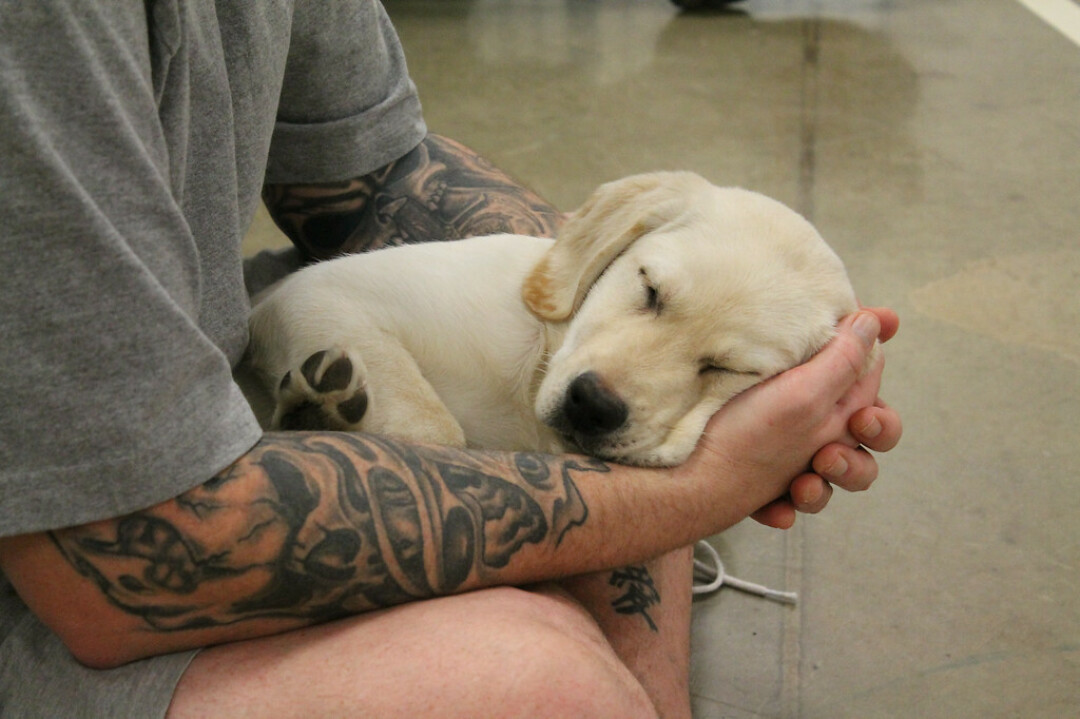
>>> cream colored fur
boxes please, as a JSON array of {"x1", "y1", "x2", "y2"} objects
[{"x1": 245, "y1": 172, "x2": 861, "y2": 467}]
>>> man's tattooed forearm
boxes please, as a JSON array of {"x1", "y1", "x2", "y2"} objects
[
  {"x1": 49, "y1": 433, "x2": 604, "y2": 632},
  {"x1": 262, "y1": 134, "x2": 565, "y2": 260}
]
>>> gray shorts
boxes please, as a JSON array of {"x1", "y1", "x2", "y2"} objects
[{"x1": 1, "y1": 594, "x2": 195, "y2": 719}]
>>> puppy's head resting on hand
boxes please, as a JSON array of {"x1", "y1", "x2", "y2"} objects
[{"x1": 522, "y1": 171, "x2": 860, "y2": 467}]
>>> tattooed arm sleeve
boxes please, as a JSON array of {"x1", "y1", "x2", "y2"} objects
[
  {"x1": 3, "y1": 432, "x2": 629, "y2": 667},
  {"x1": 262, "y1": 134, "x2": 565, "y2": 261}
]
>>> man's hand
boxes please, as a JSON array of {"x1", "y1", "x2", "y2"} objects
[
  {"x1": 673, "y1": 308, "x2": 900, "y2": 530},
  {"x1": 749, "y1": 307, "x2": 901, "y2": 528}
]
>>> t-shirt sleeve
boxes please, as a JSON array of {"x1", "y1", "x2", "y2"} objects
[
  {"x1": 0, "y1": 5, "x2": 263, "y2": 537},
  {"x1": 265, "y1": 1, "x2": 428, "y2": 184}
]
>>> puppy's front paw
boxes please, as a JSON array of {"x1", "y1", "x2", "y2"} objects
[{"x1": 274, "y1": 348, "x2": 370, "y2": 431}]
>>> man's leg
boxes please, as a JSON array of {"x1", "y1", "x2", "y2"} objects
[
  {"x1": 560, "y1": 547, "x2": 696, "y2": 719},
  {"x1": 167, "y1": 585, "x2": 659, "y2": 719}
]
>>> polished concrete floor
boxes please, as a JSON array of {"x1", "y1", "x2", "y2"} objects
[{"x1": 245, "y1": 1, "x2": 1080, "y2": 716}]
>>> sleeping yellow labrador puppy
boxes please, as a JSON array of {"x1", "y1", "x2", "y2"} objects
[{"x1": 246, "y1": 171, "x2": 863, "y2": 468}]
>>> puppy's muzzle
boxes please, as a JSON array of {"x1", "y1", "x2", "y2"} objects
[{"x1": 559, "y1": 371, "x2": 629, "y2": 438}]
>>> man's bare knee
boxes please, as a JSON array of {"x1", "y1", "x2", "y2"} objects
[
  {"x1": 169, "y1": 587, "x2": 658, "y2": 719},
  {"x1": 475, "y1": 586, "x2": 659, "y2": 719}
]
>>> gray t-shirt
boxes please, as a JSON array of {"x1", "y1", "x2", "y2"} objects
[{"x1": 0, "y1": 1, "x2": 425, "y2": 715}]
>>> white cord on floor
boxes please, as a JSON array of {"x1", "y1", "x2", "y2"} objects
[{"x1": 691, "y1": 540, "x2": 799, "y2": 604}]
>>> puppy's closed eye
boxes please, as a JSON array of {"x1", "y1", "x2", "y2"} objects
[
  {"x1": 639, "y1": 268, "x2": 663, "y2": 314},
  {"x1": 698, "y1": 359, "x2": 729, "y2": 376},
  {"x1": 698, "y1": 359, "x2": 761, "y2": 377}
]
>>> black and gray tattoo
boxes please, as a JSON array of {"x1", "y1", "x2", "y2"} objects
[
  {"x1": 609, "y1": 565, "x2": 661, "y2": 632},
  {"x1": 50, "y1": 433, "x2": 603, "y2": 632},
  {"x1": 262, "y1": 134, "x2": 565, "y2": 261}
]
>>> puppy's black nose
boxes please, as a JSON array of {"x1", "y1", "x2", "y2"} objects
[{"x1": 562, "y1": 371, "x2": 628, "y2": 436}]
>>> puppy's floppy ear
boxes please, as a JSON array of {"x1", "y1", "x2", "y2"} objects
[{"x1": 522, "y1": 171, "x2": 709, "y2": 320}]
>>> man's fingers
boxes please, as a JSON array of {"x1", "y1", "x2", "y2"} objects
[
  {"x1": 851, "y1": 403, "x2": 902, "y2": 452},
  {"x1": 800, "y1": 311, "x2": 882, "y2": 404},
  {"x1": 861, "y1": 306, "x2": 899, "y2": 343},
  {"x1": 751, "y1": 474, "x2": 836, "y2": 526},
  {"x1": 812, "y1": 445, "x2": 879, "y2": 492},
  {"x1": 750, "y1": 500, "x2": 797, "y2": 529},
  {"x1": 789, "y1": 474, "x2": 834, "y2": 514}
]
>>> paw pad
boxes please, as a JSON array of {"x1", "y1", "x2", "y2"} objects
[{"x1": 274, "y1": 348, "x2": 369, "y2": 431}]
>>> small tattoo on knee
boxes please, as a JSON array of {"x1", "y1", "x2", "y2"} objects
[{"x1": 609, "y1": 565, "x2": 661, "y2": 632}]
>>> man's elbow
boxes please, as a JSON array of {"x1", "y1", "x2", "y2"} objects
[
  {"x1": 60, "y1": 631, "x2": 137, "y2": 671},
  {"x1": 0, "y1": 532, "x2": 154, "y2": 669}
]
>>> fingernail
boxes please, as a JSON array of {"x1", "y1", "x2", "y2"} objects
[
  {"x1": 800, "y1": 482, "x2": 824, "y2": 507},
  {"x1": 823, "y1": 455, "x2": 848, "y2": 479},
  {"x1": 853, "y1": 312, "x2": 880, "y2": 349},
  {"x1": 857, "y1": 416, "x2": 883, "y2": 440}
]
